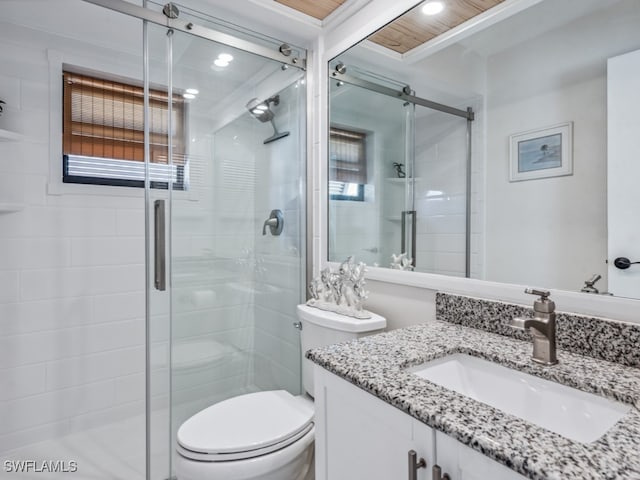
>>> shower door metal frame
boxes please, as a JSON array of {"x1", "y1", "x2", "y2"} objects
[
  {"x1": 77, "y1": 2, "x2": 307, "y2": 479},
  {"x1": 81, "y1": 0, "x2": 307, "y2": 69},
  {"x1": 330, "y1": 70, "x2": 473, "y2": 121},
  {"x1": 330, "y1": 69, "x2": 475, "y2": 277}
]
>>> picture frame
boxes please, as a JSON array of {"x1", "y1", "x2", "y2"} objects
[{"x1": 509, "y1": 122, "x2": 573, "y2": 182}]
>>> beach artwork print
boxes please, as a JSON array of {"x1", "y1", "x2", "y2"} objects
[
  {"x1": 517, "y1": 133, "x2": 562, "y2": 172},
  {"x1": 509, "y1": 122, "x2": 573, "y2": 182}
]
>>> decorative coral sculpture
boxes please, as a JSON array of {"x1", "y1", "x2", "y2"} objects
[
  {"x1": 307, "y1": 256, "x2": 371, "y2": 319},
  {"x1": 390, "y1": 252, "x2": 414, "y2": 271}
]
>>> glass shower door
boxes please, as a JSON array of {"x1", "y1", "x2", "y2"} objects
[
  {"x1": 146, "y1": 14, "x2": 306, "y2": 479},
  {"x1": 328, "y1": 78, "x2": 416, "y2": 269}
]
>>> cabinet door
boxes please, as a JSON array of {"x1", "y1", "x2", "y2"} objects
[
  {"x1": 315, "y1": 366, "x2": 434, "y2": 480},
  {"x1": 435, "y1": 431, "x2": 527, "y2": 480}
]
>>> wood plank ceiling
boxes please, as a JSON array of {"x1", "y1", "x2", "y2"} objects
[
  {"x1": 275, "y1": 0, "x2": 347, "y2": 20},
  {"x1": 368, "y1": 0, "x2": 505, "y2": 54}
]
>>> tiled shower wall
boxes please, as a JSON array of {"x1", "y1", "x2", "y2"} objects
[
  {"x1": 413, "y1": 104, "x2": 484, "y2": 278},
  {"x1": 252, "y1": 80, "x2": 306, "y2": 395},
  {"x1": 0, "y1": 17, "x2": 147, "y2": 452}
]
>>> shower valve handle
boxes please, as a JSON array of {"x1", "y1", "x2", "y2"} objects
[{"x1": 262, "y1": 210, "x2": 284, "y2": 236}]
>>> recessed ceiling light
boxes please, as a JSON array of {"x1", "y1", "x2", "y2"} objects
[
  {"x1": 185, "y1": 88, "x2": 199, "y2": 95},
  {"x1": 214, "y1": 58, "x2": 229, "y2": 67},
  {"x1": 218, "y1": 53, "x2": 234, "y2": 62},
  {"x1": 422, "y1": 1, "x2": 444, "y2": 15},
  {"x1": 183, "y1": 93, "x2": 196, "y2": 99}
]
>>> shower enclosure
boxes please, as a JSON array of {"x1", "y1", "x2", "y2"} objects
[
  {"x1": 0, "y1": 1, "x2": 306, "y2": 479},
  {"x1": 328, "y1": 63, "x2": 475, "y2": 277}
]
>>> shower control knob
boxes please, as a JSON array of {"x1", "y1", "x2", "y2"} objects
[{"x1": 293, "y1": 321, "x2": 302, "y2": 330}]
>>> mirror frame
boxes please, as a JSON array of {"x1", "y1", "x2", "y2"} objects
[{"x1": 316, "y1": 0, "x2": 640, "y2": 323}]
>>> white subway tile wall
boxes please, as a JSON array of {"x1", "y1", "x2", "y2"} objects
[{"x1": 0, "y1": 20, "x2": 148, "y2": 453}]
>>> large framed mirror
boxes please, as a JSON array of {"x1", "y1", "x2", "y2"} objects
[{"x1": 327, "y1": 0, "x2": 640, "y2": 300}]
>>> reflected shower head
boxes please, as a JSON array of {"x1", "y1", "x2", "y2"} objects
[
  {"x1": 246, "y1": 97, "x2": 275, "y2": 122},
  {"x1": 245, "y1": 95, "x2": 290, "y2": 144}
]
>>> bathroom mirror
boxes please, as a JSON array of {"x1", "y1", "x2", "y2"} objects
[{"x1": 327, "y1": 0, "x2": 640, "y2": 299}]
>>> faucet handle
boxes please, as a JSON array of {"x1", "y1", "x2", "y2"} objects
[
  {"x1": 524, "y1": 288, "x2": 555, "y2": 314},
  {"x1": 524, "y1": 288, "x2": 550, "y2": 300}
]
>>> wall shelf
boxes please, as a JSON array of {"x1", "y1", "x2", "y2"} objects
[
  {"x1": 0, "y1": 128, "x2": 23, "y2": 142},
  {"x1": 0, "y1": 203, "x2": 26, "y2": 213},
  {"x1": 385, "y1": 177, "x2": 421, "y2": 184}
]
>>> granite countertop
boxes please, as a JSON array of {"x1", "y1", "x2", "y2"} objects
[{"x1": 306, "y1": 321, "x2": 640, "y2": 480}]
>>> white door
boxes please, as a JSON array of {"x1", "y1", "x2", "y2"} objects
[{"x1": 607, "y1": 49, "x2": 640, "y2": 298}]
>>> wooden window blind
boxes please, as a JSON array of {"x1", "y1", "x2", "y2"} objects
[
  {"x1": 62, "y1": 71, "x2": 186, "y2": 187},
  {"x1": 329, "y1": 127, "x2": 367, "y2": 184}
]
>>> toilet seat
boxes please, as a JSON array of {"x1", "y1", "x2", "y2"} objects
[{"x1": 177, "y1": 390, "x2": 314, "y2": 462}]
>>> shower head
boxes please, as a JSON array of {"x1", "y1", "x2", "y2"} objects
[
  {"x1": 246, "y1": 97, "x2": 275, "y2": 122},
  {"x1": 245, "y1": 95, "x2": 290, "y2": 144}
]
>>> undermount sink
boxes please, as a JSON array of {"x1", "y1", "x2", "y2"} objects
[{"x1": 407, "y1": 354, "x2": 631, "y2": 443}]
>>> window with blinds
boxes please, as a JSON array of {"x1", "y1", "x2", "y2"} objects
[
  {"x1": 62, "y1": 70, "x2": 187, "y2": 189},
  {"x1": 329, "y1": 127, "x2": 367, "y2": 201}
]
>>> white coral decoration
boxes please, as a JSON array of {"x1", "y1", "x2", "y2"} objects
[
  {"x1": 306, "y1": 256, "x2": 371, "y2": 319},
  {"x1": 390, "y1": 252, "x2": 414, "y2": 271}
]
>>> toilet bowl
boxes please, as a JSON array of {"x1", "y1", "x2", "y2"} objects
[{"x1": 175, "y1": 304, "x2": 386, "y2": 480}]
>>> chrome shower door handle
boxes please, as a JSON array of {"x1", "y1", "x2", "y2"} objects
[
  {"x1": 154, "y1": 200, "x2": 166, "y2": 291},
  {"x1": 401, "y1": 210, "x2": 417, "y2": 266}
]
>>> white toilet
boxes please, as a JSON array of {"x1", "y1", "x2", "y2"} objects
[{"x1": 174, "y1": 304, "x2": 386, "y2": 480}]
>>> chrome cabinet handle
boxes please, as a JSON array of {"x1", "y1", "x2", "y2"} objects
[
  {"x1": 408, "y1": 450, "x2": 426, "y2": 480},
  {"x1": 432, "y1": 464, "x2": 451, "y2": 480},
  {"x1": 154, "y1": 200, "x2": 166, "y2": 291}
]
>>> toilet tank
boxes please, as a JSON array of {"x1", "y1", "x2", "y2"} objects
[{"x1": 297, "y1": 304, "x2": 386, "y2": 397}]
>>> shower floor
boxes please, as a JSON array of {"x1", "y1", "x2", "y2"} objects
[{"x1": 1, "y1": 414, "x2": 148, "y2": 480}]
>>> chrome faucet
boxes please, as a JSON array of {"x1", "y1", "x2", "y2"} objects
[{"x1": 510, "y1": 288, "x2": 558, "y2": 365}]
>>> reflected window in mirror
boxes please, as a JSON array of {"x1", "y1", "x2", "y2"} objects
[{"x1": 329, "y1": 127, "x2": 367, "y2": 202}]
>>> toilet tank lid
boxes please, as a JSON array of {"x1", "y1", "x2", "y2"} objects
[{"x1": 297, "y1": 304, "x2": 386, "y2": 332}]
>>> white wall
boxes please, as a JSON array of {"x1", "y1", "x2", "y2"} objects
[{"x1": 484, "y1": 1, "x2": 640, "y2": 292}]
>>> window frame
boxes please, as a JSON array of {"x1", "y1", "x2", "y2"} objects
[
  {"x1": 329, "y1": 126, "x2": 368, "y2": 202},
  {"x1": 329, "y1": 182, "x2": 365, "y2": 202},
  {"x1": 61, "y1": 69, "x2": 188, "y2": 191}
]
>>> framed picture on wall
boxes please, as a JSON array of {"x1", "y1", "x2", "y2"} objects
[{"x1": 509, "y1": 122, "x2": 573, "y2": 182}]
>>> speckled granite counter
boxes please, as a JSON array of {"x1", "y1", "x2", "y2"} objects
[{"x1": 306, "y1": 321, "x2": 640, "y2": 480}]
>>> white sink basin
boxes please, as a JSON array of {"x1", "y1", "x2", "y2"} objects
[{"x1": 407, "y1": 354, "x2": 631, "y2": 443}]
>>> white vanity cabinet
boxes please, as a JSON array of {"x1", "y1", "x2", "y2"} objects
[
  {"x1": 314, "y1": 366, "x2": 527, "y2": 480},
  {"x1": 435, "y1": 432, "x2": 527, "y2": 480},
  {"x1": 313, "y1": 366, "x2": 434, "y2": 480}
]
